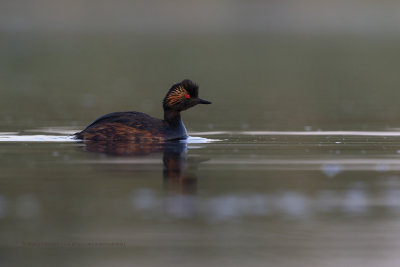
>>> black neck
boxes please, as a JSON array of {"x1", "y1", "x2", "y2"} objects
[{"x1": 164, "y1": 109, "x2": 182, "y2": 125}]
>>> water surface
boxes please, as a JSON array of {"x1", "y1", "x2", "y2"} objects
[
  {"x1": 2, "y1": 128, "x2": 400, "y2": 267},
  {"x1": 2, "y1": 33, "x2": 400, "y2": 267}
]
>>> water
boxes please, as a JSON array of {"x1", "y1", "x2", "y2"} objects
[
  {"x1": 3, "y1": 33, "x2": 400, "y2": 266},
  {"x1": 2, "y1": 128, "x2": 400, "y2": 266}
]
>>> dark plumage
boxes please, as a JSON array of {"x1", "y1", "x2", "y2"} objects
[{"x1": 74, "y1": 79, "x2": 211, "y2": 142}]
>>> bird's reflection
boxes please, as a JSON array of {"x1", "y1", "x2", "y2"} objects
[
  {"x1": 162, "y1": 144, "x2": 197, "y2": 195},
  {"x1": 80, "y1": 140, "x2": 201, "y2": 217}
]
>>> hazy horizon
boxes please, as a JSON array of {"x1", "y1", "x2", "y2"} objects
[{"x1": 1, "y1": 0, "x2": 400, "y2": 35}]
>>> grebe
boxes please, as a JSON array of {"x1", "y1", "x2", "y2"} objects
[{"x1": 74, "y1": 79, "x2": 211, "y2": 142}]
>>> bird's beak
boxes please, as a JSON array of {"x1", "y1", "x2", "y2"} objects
[{"x1": 197, "y1": 98, "x2": 212, "y2": 104}]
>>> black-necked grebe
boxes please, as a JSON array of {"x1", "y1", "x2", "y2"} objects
[{"x1": 74, "y1": 79, "x2": 211, "y2": 142}]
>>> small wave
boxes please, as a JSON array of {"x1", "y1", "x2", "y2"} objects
[
  {"x1": 25, "y1": 127, "x2": 78, "y2": 135},
  {"x1": 0, "y1": 133, "x2": 219, "y2": 143},
  {"x1": 191, "y1": 130, "x2": 400, "y2": 137},
  {"x1": 0, "y1": 135, "x2": 76, "y2": 142},
  {"x1": 2, "y1": 130, "x2": 397, "y2": 143},
  {"x1": 184, "y1": 136, "x2": 220, "y2": 144}
]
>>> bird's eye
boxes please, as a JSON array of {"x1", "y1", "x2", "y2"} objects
[{"x1": 185, "y1": 94, "x2": 190, "y2": 99}]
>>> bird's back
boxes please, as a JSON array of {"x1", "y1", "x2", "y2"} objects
[{"x1": 75, "y1": 111, "x2": 168, "y2": 142}]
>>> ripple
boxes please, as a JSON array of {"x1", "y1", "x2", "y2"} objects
[
  {"x1": 0, "y1": 134, "x2": 76, "y2": 142},
  {"x1": 1, "y1": 129, "x2": 398, "y2": 143},
  {"x1": 184, "y1": 136, "x2": 220, "y2": 144},
  {"x1": 191, "y1": 130, "x2": 400, "y2": 136},
  {"x1": 0, "y1": 132, "x2": 219, "y2": 143}
]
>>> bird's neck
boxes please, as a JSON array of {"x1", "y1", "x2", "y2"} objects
[
  {"x1": 164, "y1": 110, "x2": 182, "y2": 125},
  {"x1": 163, "y1": 109, "x2": 188, "y2": 139}
]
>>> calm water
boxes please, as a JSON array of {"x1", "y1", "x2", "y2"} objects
[
  {"x1": 2, "y1": 129, "x2": 400, "y2": 266},
  {"x1": 2, "y1": 33, "x2": 400, "y2": 266}
]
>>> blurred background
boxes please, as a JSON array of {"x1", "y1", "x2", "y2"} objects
[
  {"x1": 3, "y1": 1, "x2": 400, "y2": 267},
  {"x1": 1, "y1": 0, "x2": 400, "y2": 132}
]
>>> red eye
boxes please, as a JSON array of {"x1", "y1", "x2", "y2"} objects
[{"x1": 185, "y1": 94, "x2": 190, "y2": 99}]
